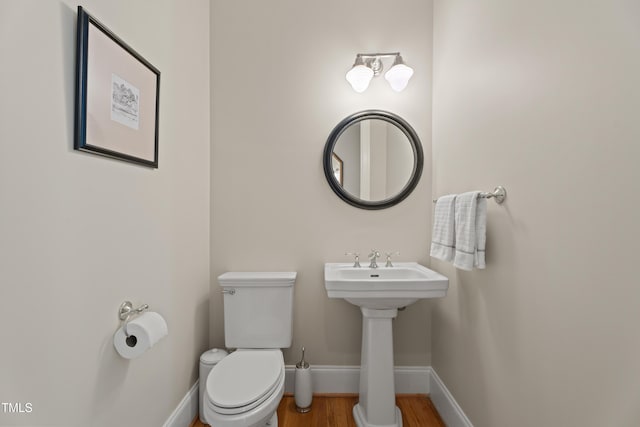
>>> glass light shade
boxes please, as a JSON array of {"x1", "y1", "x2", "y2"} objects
[
  {"x1": 346, "y1": 64, "x2": 374, "y2": 93},
  {"x1": 384, "y1": 63, "x2": 414, "y2": 92}
]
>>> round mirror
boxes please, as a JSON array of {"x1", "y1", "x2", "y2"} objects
[{"x1": 323, "y1": 110, "x2": 423, "y2": 210}]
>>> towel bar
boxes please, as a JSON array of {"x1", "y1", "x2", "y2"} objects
[{"x1": 433, "y1": 186, "x2": 506, "y2": 204}]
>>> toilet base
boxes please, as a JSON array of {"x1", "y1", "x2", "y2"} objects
[{"x1": 265, "y1": 413, "x2": 277, "y2": 426}]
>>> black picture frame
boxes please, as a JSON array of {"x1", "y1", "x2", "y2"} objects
[{"x1": 74, "y1": 6, "x2": 160, "y2": 168}]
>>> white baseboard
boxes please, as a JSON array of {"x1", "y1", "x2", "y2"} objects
[
  {"x1": 164, "y1": 366, "x2": 473, "y2": 427},
  {"x1": 284, "y1": 365, "x2": 431, "y2": 394},
  {"x1": 163, "y1": 380, "x2": 199, "y2": 427},
  {"x1": 429, "y1": 368, "x2": 474, "y2": 427}
]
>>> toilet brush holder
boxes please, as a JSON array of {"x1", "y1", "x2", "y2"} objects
[{"x1": 294, "y1": 346, "x2": 312, "y2": 413}]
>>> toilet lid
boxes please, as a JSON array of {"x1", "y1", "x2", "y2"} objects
[{"x1": 206, "y1": 350, "x2": 283, "y2": 412}]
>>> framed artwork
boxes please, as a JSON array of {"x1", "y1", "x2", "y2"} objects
[
  {"x1": 74, "y1": 6, "x2": 160, "y2": 168},
  {"x1": 332, "y1": 153, "x2": 343, "y2": 186}
]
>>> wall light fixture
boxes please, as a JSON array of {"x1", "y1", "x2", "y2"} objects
[{"x1": 346, "y1": 52, "x2": 414, "y2": 93}]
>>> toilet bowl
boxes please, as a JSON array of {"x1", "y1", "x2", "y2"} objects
[{"x1": 204, "y1": 350, "x2": 284, "y2": 427}]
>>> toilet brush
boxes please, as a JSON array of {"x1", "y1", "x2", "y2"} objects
[{"x1": 294, "y1": 346, "x2": 312, "y2": 413}]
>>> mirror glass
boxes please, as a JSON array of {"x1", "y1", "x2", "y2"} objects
[{"x1": 323, "y1": 110, "x2": 423, "y2": 210}]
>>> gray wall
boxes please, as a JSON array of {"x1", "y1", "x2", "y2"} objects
[
  {"x1": 432, "y1": 1, "x2": 640, "y2": 426},
  {"x1": 0, "y1": 1, "x2": 211, "y2": 425},
  {"x1": 210, "y1": 0, "x2": 434, "y2": 366}
]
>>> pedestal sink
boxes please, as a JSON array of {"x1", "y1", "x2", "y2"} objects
[{"x1": 324, "y1": 262, "x2": 448, "y2": 427}]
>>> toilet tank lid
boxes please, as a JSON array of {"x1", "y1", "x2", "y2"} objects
[{"x1": 218, "y1": 271, "x2": 297, "y2": 287}]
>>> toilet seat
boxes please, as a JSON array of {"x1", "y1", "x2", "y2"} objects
[{"x1": 206, "y1": 350, "x2": 284, "y2": 416}]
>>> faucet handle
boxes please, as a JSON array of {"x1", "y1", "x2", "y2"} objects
[
  {"x1": 345, "y1": 252, "x2": 361, "y2": 268},
  {"x1": 384, "y1": 251, "x2": 400, "y2": 267}
]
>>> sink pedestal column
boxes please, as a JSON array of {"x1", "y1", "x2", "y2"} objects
[{"x1": 353, "y1": 307, "x2": 402, "y2": 427}]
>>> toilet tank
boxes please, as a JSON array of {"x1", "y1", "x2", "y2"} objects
[{"x1": 218, "y1": 272, "x2": 296, "y2": 349}]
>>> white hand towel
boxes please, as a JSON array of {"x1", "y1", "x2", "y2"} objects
[
  {"x1": 453, "y1": 191, "x2": 483, "y2": 271},
  {"x1": 430, "y1": 194, "x2": 457, "y2": 261},
  {"x1": 474, "y1": 197, "x2": 487, "y2": 269}
]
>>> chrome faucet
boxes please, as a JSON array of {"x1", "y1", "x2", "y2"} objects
[
  {"x1": 345, "y1": 252, "x2": 361, "y2": 268},
  {"x1": 368, "y1": 249, "x2": 380, "y2": 268},
  {"x1": 385, "y1": 251, "x2": 400, "y2": 267}
]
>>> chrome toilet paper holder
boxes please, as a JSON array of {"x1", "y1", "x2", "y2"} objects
[{"x1": 118, "y1": 301, "x2": 149, "y2": 337}]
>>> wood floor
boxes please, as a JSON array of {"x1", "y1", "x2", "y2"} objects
[{"x1": 191, "y1": 394, "x2": 445, "y2": 427}]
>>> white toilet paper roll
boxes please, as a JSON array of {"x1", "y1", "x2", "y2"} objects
[{"x1": 113, "y1": 311, "x2": 168, "y2": 359}]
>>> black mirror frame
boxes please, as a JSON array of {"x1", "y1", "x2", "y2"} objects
[{"x1": 323, "y1": 110, "x2": 424, "y2": 210}]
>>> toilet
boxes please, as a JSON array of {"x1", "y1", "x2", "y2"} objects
[{"x1": 203, "y1": 271, "x2": 296, "y2": 427}]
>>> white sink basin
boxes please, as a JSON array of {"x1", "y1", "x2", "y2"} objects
[{"x1": 324, "y1": 262, "x2": 448, "y2": 309}]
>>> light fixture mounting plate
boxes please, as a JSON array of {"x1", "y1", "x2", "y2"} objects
[{"x1": 365, "y1": 57, "x2": 383, "y2": 76}]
